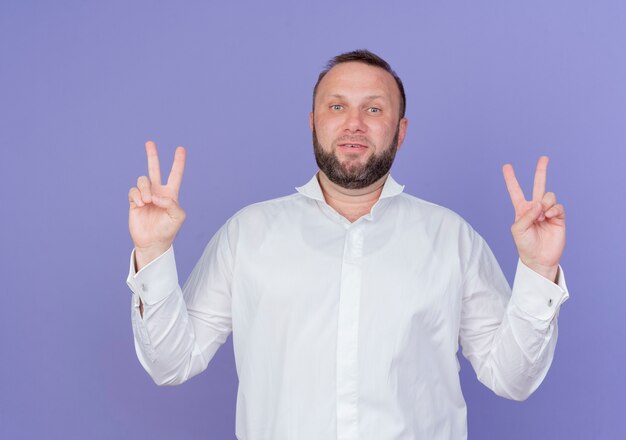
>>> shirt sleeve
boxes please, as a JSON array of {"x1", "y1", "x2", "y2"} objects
[
  {"x1": 459, "y1": 232, "x2": 569, "y2": 401},
  {"x1": 126, "y1": 224, "x2": 234, "y2": 386}
]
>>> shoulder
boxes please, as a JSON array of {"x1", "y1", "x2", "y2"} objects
[
  {"x1": 391, "y1": 192, "x2": 484, "y2": 252},
  {"x1": 393, "y1": 192, "x2": 475, "y2": 231},
  {"x1": 205, "y1": 191, "x2": 305, "y2": 253},
  {"x1": 220, "y1": 191, "x2": 315, "y2": 241},
  {"x1": 390, "y1": 192, "x2": 491, "y2": 274},
  {"x1": 229, "y1": 191, "x2": 306, "y2": 223}
]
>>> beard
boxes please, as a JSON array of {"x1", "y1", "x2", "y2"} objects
[{"x1": 313, "y1": 124, "x2": 400, "y2": 190}]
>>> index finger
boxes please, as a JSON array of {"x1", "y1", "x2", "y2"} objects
[
  {"x1": 502, "y1": 163, "x2": 526, "y2": 207},
  {"x1": 532, "y1": 155, "x2": 549, "y2": 201},
  {"x1": 145, "y1": 141, "x2": 162, "y2": 185},
  {"x1": 166, "y1": 146, "x2": 186, "y2": 193}
]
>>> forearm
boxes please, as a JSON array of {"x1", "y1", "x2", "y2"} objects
[
  {"x1": 127, "y1": 246, "x2": 215, "y2": 385},
  {"x1": 462, "y1": 259, "x2": 569, "y2": 400},
  {"x1": 134, "y1": 248, "x2": 166, "y2": 318},
  {"x1": 470, "y1": 304, "x2": 560, "y2": 400},
  {"x1": 131, "y1": 286, "x2": 211, "y2": 385},
  {"x1": 126, "y1": 239, "x2": 233, "y2": 385}
]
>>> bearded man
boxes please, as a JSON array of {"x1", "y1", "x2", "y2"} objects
[{"x1": 126, "y1": 49, "x2": 568, "y2": 440}]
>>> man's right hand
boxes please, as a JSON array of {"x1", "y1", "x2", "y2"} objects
[{"x1": 128, "y1": 141, "x2": 187, "y2": 271}]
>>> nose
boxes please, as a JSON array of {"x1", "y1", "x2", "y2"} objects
[{"x1": 344, "y1": 108, "x2": 366, "y2": 133}]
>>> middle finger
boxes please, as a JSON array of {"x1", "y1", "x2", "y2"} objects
[{"x1": 532, "y1": 156, "x2": 549, "y2": 201}]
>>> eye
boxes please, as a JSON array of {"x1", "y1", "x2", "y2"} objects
[
  {"x1": 368, "y1": 107, "x2": 381, "y2": 113},
  {"x1": 330, "y1": 104, "x2": 344, "y2": 111}
]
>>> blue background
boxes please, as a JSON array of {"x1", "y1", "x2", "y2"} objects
[{"x1": 1, "y1": 1, "x2": 625, "y2": 438}]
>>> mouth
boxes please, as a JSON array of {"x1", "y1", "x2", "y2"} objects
[
  {"x1": 339, "y1": 143, "x2": 367, "y2": 148},
  {"x1": 337, "y1": 142, "x2": 369, "y2": 153}
]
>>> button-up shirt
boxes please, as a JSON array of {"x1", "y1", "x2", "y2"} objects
[{"x1": 126, "y1": 174, "x2": 568, "y2": 440}]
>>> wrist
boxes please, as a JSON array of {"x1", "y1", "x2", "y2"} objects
[
  {"x1": 134, "y1": 244, "x2": 171, "y2": 272},
  {"x1": 521, "y1": 260, "x2": 559, "y2": 283}
]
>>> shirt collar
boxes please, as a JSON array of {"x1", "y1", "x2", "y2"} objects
[{"x1": 295, "y1": 173, "x2": 405, "y2": 202}]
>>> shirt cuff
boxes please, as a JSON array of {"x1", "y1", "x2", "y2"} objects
[
  {"x1": 510, "y1": 259, "x2": 569, "y2": 321},
  {"x1": 125, "y1": 245, "x2": 179, "y2": 305}
]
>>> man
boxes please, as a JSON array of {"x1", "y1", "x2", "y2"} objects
[{"x1": 126, "y1": 50, "x2": 568, "y2": 440}]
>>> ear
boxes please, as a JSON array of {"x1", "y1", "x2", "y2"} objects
[
  {"x1": 309, "y1": 112, "x2": 314, "y2": 130},
  {"x1": 396, "y1": 117, "x2": 409, "y2": 150}
]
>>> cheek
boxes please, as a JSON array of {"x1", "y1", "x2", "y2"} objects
[
  {"x1": 371, "y1": 122, "x2": 395, "y2": 141},
  {"x1": 314, "y1": 118, "x2": 340, "y2": 140}
]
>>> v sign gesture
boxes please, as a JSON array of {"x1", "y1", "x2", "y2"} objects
[
  {"x1": 128, "y1": 141, "x2": 187, "y2": 271},
  {"x1": 503, "y1": 156, "x2": 565, "y2": 282}
]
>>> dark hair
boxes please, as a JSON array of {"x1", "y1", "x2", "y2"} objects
[{"x1": 312, "y1": 49, "x2": 406, "y2": 118}]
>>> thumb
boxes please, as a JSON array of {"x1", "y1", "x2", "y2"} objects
[
  {"x1": 512, "y1": 202, "x2": 542, "y2": 235},
  {"x1": 152, "y1": 195, "x2": 185, "y2": 220}
]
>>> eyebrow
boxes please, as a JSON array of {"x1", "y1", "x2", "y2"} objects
[{"x1": 326, "y1": 94, "x2": 388, "y2": 101}]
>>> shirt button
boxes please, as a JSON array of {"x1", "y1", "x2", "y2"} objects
[
  {"x1": 548, "y1": 298, "x2": 553, "y2": 307},
  {"x1": 141, "y1": 283, "x2": 147, "y2": 292}
]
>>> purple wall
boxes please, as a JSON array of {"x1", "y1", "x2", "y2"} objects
[{"x1": 2, "y1": 1, "x2": 625, "y2": 438}]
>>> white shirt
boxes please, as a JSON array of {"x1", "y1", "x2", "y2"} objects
[{"x1": 126, "y1": 174, "x2": 568, "y2": 440}]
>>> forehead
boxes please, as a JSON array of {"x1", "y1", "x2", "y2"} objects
[{"x1": 316, "y1": 61, "x2": 400, "y2": 104}]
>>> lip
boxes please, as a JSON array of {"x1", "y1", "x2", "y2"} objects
[
  {"x1": 338, "y1": 142, "x2": 367, "y2": 147},
  {"x1": 337, "y1": 142, "x2": 368, "y2": 151},
  {"x1": 337, "y1": 143, "x2": 368, "y2": 154}
]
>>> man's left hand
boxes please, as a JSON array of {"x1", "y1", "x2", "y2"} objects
[{"x1": 503, "y1": 156, "x2": 566, "y2": 282}]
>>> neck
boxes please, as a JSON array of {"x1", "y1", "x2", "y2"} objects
[{"x1": 317, "y1": 171, "x2": 388, "y2": 222}]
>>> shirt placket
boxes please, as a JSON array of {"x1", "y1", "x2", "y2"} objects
[{"x1": 336, "y1": 224, "x2": 364, "y2": 440}]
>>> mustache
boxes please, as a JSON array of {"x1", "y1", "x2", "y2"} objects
[{"x1": 334, "y1": 135, "x2": 371, "y2": 146}]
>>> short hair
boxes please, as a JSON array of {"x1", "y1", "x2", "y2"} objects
[{"x1": 312, "y1": 49, "x2": 406, "y2": 119}]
